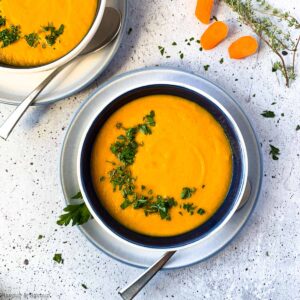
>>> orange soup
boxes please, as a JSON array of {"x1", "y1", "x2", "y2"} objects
[{"x1": 91, "y1": 95, "x2": 232, "y2": 236}]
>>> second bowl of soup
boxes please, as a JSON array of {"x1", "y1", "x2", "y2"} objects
[{"x1": 78, "y1": 85, "x2": 248, "y2": 249}]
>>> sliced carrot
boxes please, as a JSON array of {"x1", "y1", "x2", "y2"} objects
[
  {"x1": 200, "y1": 21, "x2": 229, "y2": 50},
  {"x1": 195, "y1": 0, "x2": 214, "y2": 24},
  {"x1": 228, "y1": 36, "x2": 258, "y2": 59}
]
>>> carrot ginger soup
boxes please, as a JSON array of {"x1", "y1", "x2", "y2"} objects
[
  {"x1": 0, "y1": 0, "x2": 97, "y2": 66},
  {"x1": 91, "y1": 95, "x2": 233, "y2": 237}
]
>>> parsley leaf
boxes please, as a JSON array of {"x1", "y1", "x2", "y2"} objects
[
  {"x1": 269, "y1": 144, "x2": 280, "y2": 160},
  {"x1": 204, "y1": 65, "x2": 210, "y2": 71},
  {"x1": 296, "y1": 125, "x2": 300, "y2": 131},
  {"x1": 44, "y1": 23, "x2": 64, "y2": 46},
  {"x1": 180, "y1": 187, "x2": 196, "y2": 199},
  {"x1": 261, "y1": 110, "x2": 275, "y2": 118},
  {"x1": 53, "y1": 253, "x2": 63, "y2": 264},
  {"x1": 57, "y1": 192, "x2": 92, "y2": 226},
  {"x1": 0, "y1": 16, "x2": 6, "y2": 27},
  {"x1": 183, "y1": 203, "x2": 196, "y2": 215},
  {"x1": 81, "y1": 284, "x2": 88, "y2": 289},
  {"x1": 25, "y1": 32, "x2": 39, "y2": 48},
  {"x1": 197, "y1": 208, "x2": 206, "y2": 215},
  {"x1": 0, "y1": 25, "x2": 20, "y2": 48}
]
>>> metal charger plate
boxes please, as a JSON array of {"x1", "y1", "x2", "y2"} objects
[
  {"x1": 0, "y1": 0, "x2": 127, "y2": 106},
  {"x1": 60, "y1": 67, "x2": 263, "y2": 269}
]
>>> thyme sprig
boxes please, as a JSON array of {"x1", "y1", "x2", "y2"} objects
[{"x1": 223, "y1": 0, "x2": 300, "y2": 87}]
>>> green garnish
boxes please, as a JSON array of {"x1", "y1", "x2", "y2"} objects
[
  {"x1": 53, "y1": 253, "x2": 63, "y2": 264},
  {"x1": 219, "y1": 58, "x2": 224, "y2": 64},
  {"x1": 0, "y1": 25, "x2": 21, "y2": 48},
  {"x1": 100, "y1": 176, "x2": 106, "y2": 182},
  {"x1": 179, "y1": 52, "x2": 184, "y2": 59},
  {"x1": 197, "y1": 208, "x2": 206, "y2": 215},
  {"x1": 57, "y1": 192, "x2": 92, "y2": 226},
  {"x1": 296, "y1": 125, "x2": 300, "y2": 131},
  {"x1": 183, "y1": 203, "x2": 196, "y2": 215},
  {"x1": 38, "y1": 234, "x2": 44, "y2": 240},
  {"x1": 25, "y1": 32, "x2": 39, "y2": 48},
  {"x1": 204, "y1": 65, "x2": 210, "y2": 71},
  {"x1": 144, "y1": 196, "x2": 176, "y2": 220},
  {"x1": 81, "y1": 284, "x2": 88, "y2": 289},
  {"x1": 0, "y1": 16, "x2": 6, "y2": 27},
  {"x1": 43, "y1": 23, "x2": 64, "y2": 46},
  {"x1": 172, "y1": 41, "x2": 177, "y2": 46},
  {"x1": 158, "y1": 46, "x2": 165, "y2": 56},
  {"x1": 261, "y1": 110, "x2": 275, "y2": 118},
  {"x1": 180, "y1": 187, "x2": 196, "y2": 199},
  {"x1": 111, "y1": 112, "x2": 155, "y2": 165},
  {"x1": 269, "y1": 144, "x2": 280, "y2": 160}
]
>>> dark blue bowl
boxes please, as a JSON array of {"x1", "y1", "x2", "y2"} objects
[{"x1": 79, "y1": 84, "x2": 247, "y2": 249}]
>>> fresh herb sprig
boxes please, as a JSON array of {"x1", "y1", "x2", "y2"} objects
[
  {"x1": 223, "y1": 0, "x2": 300, "y2": 87},
  {"x1": 269, "y1": 144, "x2": 280, "y2": 160},
  {"x1": 57, "y1": 192, "x2": 92, "y2": 226}
]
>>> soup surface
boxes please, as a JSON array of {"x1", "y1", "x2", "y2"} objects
[
  {"x1": 91, "y1": 95, "x2": 233, "y2": 236},
  {"x1": 0, "y1": 0, "x2": 97, "y2": 66}
]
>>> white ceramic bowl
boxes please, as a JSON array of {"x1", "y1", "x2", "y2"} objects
[{"x1": 0, "y1": 0, "x2": 106, "y2": 73}]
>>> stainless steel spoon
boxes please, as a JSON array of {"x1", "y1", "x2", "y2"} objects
[
  {"x1": 0, "y1": 7, "x2": 121, "y2": 141},
  {"x1": 119, "y1": 181, "x2": 252, "y2": 300}
]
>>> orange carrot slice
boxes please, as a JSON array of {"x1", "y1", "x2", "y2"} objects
[
  {"x1": 195, "y1": 0, "x2": 214, "y2": 24},
  {"x1": 200, "y1": 21, "x2": 229, "y2": 50},
  {"x1": 228, "y1": 36, "x2": 258, "y2": 59}
]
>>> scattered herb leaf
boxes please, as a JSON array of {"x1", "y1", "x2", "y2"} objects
[
  {"x1": 180, "y1": 187, "x2": 196, "y2": 199},
  {"x1": 269, "y1": 144, "x2": 280, "y2": 160},
  {"x1": 53, "y1": 253, "x2": 63, "y2": 264},
  {"x1": 261, "y1": 110, "x2": 275, "y2": 118},
  {"x1": 25, "y1": 32, "x2": 39, "y2": 48}
]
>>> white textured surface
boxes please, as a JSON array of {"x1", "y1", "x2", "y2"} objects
[{"x1": 0, "y1": 0, "x2": 299, "y2": 299}]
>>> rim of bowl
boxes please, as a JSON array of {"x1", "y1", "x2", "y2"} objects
[
  {"x1": 0, "y1": 0, "x2": 106, "y2": 73},
  {"x1": 77, "y1": 84, "x2": 249, "y2": 252}
]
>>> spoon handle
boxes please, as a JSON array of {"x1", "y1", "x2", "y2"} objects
[
  {"x1": 119, "y1": 251, "x2": 176, "y2": 300},
  {"x1": 0, "y1": 66, "x2": 64, "y2": 140}
]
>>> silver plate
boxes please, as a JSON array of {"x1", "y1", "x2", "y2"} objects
[
  {"x1": 0, "y1": 0, "x2": 127, "y2": 106},
  {"x1": 60, "y1": 67, "x2": 263, "y2": 269}
]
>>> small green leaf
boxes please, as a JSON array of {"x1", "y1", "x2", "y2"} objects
[
  {"x1": 53, "y1": 253, "x2": 63, "y2": 264},
  {"x1": 261, "y1": 110, "x2": 275, "y2": 118},
  {"x1": 180, "y1": 187, "x2": 196, "y2": 199},
  {"x1": 269, "y1": 144, "x2": 280, "y2": 160}
]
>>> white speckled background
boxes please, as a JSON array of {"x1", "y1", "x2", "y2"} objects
[{"x1": 0, "y1": 0, "x2": 299, "y2": 299}]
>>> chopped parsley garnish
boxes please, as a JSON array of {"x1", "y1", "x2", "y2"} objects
[
  {"x1": 158, "y1": 46, "x2": 165, "y2": 56},
  {"x1": 57, "y1": 192, "x2": 92, "y2": 226},
  {"x1": 25, "y1": 32, "x2": 39, "y2": 48},
  {"x1": 261, "y1": 110, "x2": 275, "y2": 118},
  {"x1": 296, "y1": 125, "x2": 300, "y2": 131},
  {"x1": 100, "y1": 176, "x2": 106, "y2": 182},
  {"x1": 127, "y1": 27, "x2": 132, "y2": 35},
  {"x1": 0, "y1": 25, "x2": 21, "y2": 48},
  {"x1": 180, "y1": 187, "x2": 196, "y2": 199},
  {"x1": 179, "y1": 52, "x2": 184, "y2": 59},
  {"x1": 269, "y1": 144, "x2": 280, "y2": 160},
  {"x1": 0, "y1": 16, "x2": 6, "y2": 27},
  {"x1": 219, "y1": 58, "x2": 224, "y2": 64},
  {"x1": 197, "y1": 208, "x2": 206, "y2": 215},
  {"x1": 111, "y1": 112, "x2": 156, "y2": 165},
  {"x1": 144, "y1": 196, "x2": 176, "y2": 220},
  {"x1": 53, "y1": 253, "x2": 63, "y2": 264},
  {"x1": 38, "y1": 234, "x2": 44, "y2": 240},
  {"x1": 204, "y1": 65, "x2": 210, "y2": 71},
  {"x1": 81, "y1": 284, "x2": 88, "y2": 289},
  {"x1": 183, "y1": 203, "x2": 196, "y2": 215},
  {"x1": 43, "y1": 23, "x2": 64, "y2": 46},
  {"x1": 172, "y1": 41, "x2": 177, "y2": 46}
]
